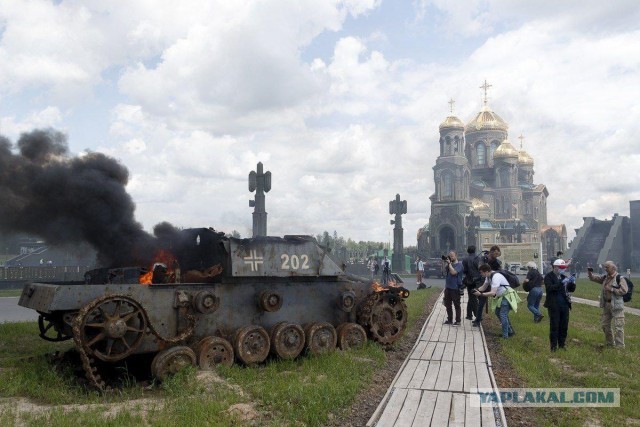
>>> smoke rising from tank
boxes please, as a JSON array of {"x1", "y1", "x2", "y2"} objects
[{"x1": 0, "y1": 128, "x2": 170, "y2": 267}]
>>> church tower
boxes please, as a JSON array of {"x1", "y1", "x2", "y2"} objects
[{"x1": 429, "y1": 99, "x2": 472, "y2": 255}]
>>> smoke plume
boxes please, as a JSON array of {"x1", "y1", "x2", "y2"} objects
[{"x1": 0, "y1": 128, "x2": 166, "y2": 267}]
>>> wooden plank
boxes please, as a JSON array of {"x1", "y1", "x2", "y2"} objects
[
  {"x1": 394, "y1": 389, "x2": 422, "y2": 426},
  {"x1": 410, "y1": 341, "x2": 427, "y2": 360},
  {"x1": 395, "y1": 359, "x2": 420, "y2": 389},
  {"x1": 419, "y1": 341, "x2": 437, "y2": 361},
  {"x1": 430, "y1": 391, "x2": 453, "y2": 427},
  {"x1": 411, "y1": 390, "x2": 437, "y2": 427},
  {"x1": 408, "y1": 361, "x2": 430, "y2": 389},
  {"x1": 476, "y1": 363, "x2": 492, "y2": 390},
  {"x1": 441, "y1": 341, "x2": 455, "y2": 362},
  {"x1": 463, "y1": 362, "x2": 478, "y2": 392},
  {"x1": 375, "y1": 388, "x2": 409, "y2": 427},
  {"x1": 420, "y1": 323, "x2": 436, "y2": 342},
  {"x1": 449, "y1": 361, "x2": 464, "y2": 392},
  {"x1": 464, "y1": 329, "x2": 475, "y2": 362},
  {"x1": 481, "y1": 403, "x2": 498, "y2": 427},
  {"x1": 449, "y1": 393, "x2": 466, "y2": 426},
  {"x1": 434, "y1": 360, "x2": 452, "y2": 391},
  {"x1": 438, "y1": 323, "x2": 450, "y2": 342},
  {"x1": 431, "y1": 342, "x2": 446, "y2": 361},
  {"x1": 465, "y1": 393, "x2": 481, "y2": 427},
  {"x1": 473, "y1": 330, "x2": 486, "y2": 363},
  {"x1": 447, "y1": 325, "x2": 458, "y2": 343},
  {"x1": 421, "y1": 361, "x2": 440, "y2": 389},
  {"x1": 452, "y1": 328, "x2": 465, "y2": 362}
]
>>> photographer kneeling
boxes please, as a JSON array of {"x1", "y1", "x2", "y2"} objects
[{"x1": 474, "y1": 264, "x2": 521, "y2": 339}]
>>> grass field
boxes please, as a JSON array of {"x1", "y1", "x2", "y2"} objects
[
  {"x1": 484, "y1": 297, "x2": 640, "y2": 426},
  {"x1": 0, "y1": 289, "x2": 22, "y2": 297},
  {"x1": 571, "y1": 277, "x2": 640, "y2": 309},
  {"x1": 0, "y1": 286, "x2": 440, "y2": 426}
]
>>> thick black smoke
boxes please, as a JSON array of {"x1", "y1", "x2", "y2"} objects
[{"x1": 0, "y1": 129, "x2": 170, "y2": 267}]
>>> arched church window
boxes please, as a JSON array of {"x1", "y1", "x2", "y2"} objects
[
  {"x1": 476, "y1": 143, "x2": 486, "y2": 165},
  {"x1": 500, "y1": 168, "x2": 510, "y2": 188},
  {"x1": 443, "y1": 173, "x2": 453, "y2": 198}
]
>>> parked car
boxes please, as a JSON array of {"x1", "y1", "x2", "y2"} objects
[{"x1": 424, "y1": 258, "x2": 445, "y2": 278}]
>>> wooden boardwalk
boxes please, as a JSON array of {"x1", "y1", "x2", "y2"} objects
[{"x1": 367, "y1": 291, "x2": 507, "y2": 427}]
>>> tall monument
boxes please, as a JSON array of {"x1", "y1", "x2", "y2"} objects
[
  {"x1": 389, "y1": 194, "x2": 407, "y2": 272},
  {"x1": 249, "y1": 162, "x2": 271, "y2": 237}
]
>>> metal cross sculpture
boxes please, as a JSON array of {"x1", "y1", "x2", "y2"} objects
[
  {"x1": 514, "y1": 220, "x2": 526, "y2": 243},
  {"x1": 389, "y1": 194, "x2": 407, "y2": 272},
  {"x1": 249, "y1": 162, "x2": 271, "y2": 237}
]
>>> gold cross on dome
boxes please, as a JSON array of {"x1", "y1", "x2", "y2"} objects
[
  {"x1": 448, "y1": 98, "x2": 455, "y2": 114},
  {"x1": 518, "y1": 133, "x2": 525, "y2": 149},
  {"x1": 480, "y1": 79, "x2": 492, "y2": 106}
]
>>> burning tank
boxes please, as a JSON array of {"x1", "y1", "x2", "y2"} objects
[{"x1": 18, "y1": 228, "x2": 409, "y2": 389}]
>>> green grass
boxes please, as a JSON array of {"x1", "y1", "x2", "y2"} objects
[
  {"x1": 0, "y1": 289, "x2": 22, "y2": 297},
  {"x1": 571, "y1": 278, "x2": 640, "y2": 309},
  {"x1": 484, "y1": 298, "x2": 640, "y2": 426},
  {"x1": 0, "y1": 286, "x2": 440, "y2": 426}
]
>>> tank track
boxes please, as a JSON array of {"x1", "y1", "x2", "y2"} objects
[{"x1": 72, "y1": 293, "x2": 196, "y2": 391}]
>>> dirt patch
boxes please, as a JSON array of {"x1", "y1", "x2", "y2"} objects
[{"x1": 328, "y1": 290, "x2": 441, "y2": 427}]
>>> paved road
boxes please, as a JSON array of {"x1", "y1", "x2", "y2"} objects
[{"x1": 0, "y1": 297, "x2": 39, "y2": 323}]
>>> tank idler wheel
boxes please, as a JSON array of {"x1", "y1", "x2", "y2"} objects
[
  {"x1": 270, "y1": 322, "x2": 305, "y2": 359},
  {"x1": 151, "y1": 346, "x2": 196, "y2": 381},
  {"x1": 365, "y1": 293, "x2": 408, "y2": 345},
  {"x1": 38, "y1": 314, "x2": 72, "y2": 342},
  {"x1": 196, "y1": 336, "x2": 234, "y2": 369},
  {"x1": 77, "y1": 295, "x2": 148, "y2": 362},
  {"x1": 233, "y1": 325, "x2": 270, "y2": 365},
  {"x1": 336, "y1": 322, "x2": 367, "y2": 351},
  {"x1": 304, "y1": 322, "x2": 337, "y2": 355}
]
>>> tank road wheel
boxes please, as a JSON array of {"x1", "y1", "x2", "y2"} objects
[
  {"x1": 233, "y1": 326, "x2": 270, "y2": 365},
  {"x1": 358, "y1": 292, "x2": 408, "y2": 345},
  {"x1": 151, "y1": 346, "x2": 196, "y2": 381},
  {"x1": 196, "y1": 336, "x2": 234, "y2": 369},
  {"x1": 38, "y1": 313, "x2": 72, "y2": 342},
  {"x1": 304, "y1": 322, "x2": 337, "y2": 355},
  {"x1": 270, "y1": 322, "x2": 305, "y2": 359},
  {"x1": 336, "y1": 322, "x2": 367, "y2": 351},
  {"x1": 77, "y1": 295, "x2": 148, "y2": 362}
]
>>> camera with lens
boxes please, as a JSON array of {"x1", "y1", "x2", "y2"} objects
[{"x1": 441, "y1": 254, "x2": 450, "y2": 262}]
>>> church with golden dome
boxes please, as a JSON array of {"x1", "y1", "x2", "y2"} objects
[{"x1": 422, "y1": 81, "x2": 567, "y2": 259}]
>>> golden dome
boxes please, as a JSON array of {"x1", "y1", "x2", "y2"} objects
[
  {"x1": 518, "y1": 150, "x2": 534, "y2": 165},
  {"x1": 465, "y1": 105, "x2": 508, "y2": 132},
  {"x1": 439, "y1": 115, "x2": 464, "y2": 130},
  {"x1": 493, "y1": 139, "x2": 518, "y2": 159}
]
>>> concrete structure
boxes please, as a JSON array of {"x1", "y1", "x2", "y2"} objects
[
  {"x1": 566, "y1": 200, "x2": 640, "y2": 270},
  {"x1": 426, "y1": 83, "x2": 566, "y2": 259},
  {"x1": 248, "y1": 162, "x2": 271, "y2": 237},
  {"x1": 390, "y1": 194, "x2": 407, "y2": 272}
]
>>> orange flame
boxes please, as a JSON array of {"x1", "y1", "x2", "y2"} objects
[
  {"x1": 139, "y1": 249, "x2": 177, "y2": 285},
  {"x1": 371, "y1": 280, "x2": 400, "y2": 293}
]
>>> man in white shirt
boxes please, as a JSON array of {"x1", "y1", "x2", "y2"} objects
[{"x1": 474, "y1": 264, "x2": 516, "y2": 338}]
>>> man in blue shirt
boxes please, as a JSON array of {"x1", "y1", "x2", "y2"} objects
[{"x1": 443, "y1": 250, "x2": 463, "y2": 325}]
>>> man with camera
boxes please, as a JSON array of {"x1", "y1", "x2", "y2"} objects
[
  {"x1": 588, "y1": 261, "x2": 628, "y2": 349},
  {"x1": 442, "y1": 250, "x2": 463, "y2": 326}
]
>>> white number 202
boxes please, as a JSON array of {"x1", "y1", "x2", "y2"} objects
[{"x1": 281, "y1": 254, "x2": 310, "y2": 270}]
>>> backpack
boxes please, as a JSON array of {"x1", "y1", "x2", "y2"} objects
[
  {"x1": 492, "y1": 269, "x2": 521, "y2": 289},
  {"x1": 613, "y1": 274, "x2": 633, "y2": 303}
]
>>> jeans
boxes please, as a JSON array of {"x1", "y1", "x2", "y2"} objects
[
  {"x1": 494, "y1": 298, "x2": 514, "y2": 338},
  {"x1": 527, "y1": 286, "x2": 543, "y2": 319}
]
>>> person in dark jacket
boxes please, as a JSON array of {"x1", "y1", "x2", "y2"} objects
[
  {"x1": 523, "y1": 261, "x2": 544, "y2": 322},
  {"x1": 472, "y1": 245, "x2": 501, "y2": 327},
  {"x1": 543, "y1": 259, "x2": 576, "y2": 351},
  {"x1": 462, "y1": 245, "x2": 481, "y2": 321}
]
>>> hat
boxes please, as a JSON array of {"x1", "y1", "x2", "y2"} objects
[
  {"x1": 526, "y1": 261, "x2": 537, "y2": 269},
  {"x1": 553, "y1": 259, "x2": 567, "y2": 269}
]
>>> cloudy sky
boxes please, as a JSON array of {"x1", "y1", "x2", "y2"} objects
[{"x1": 1, "y1": 0, "x2": 639, "y2": 245}]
